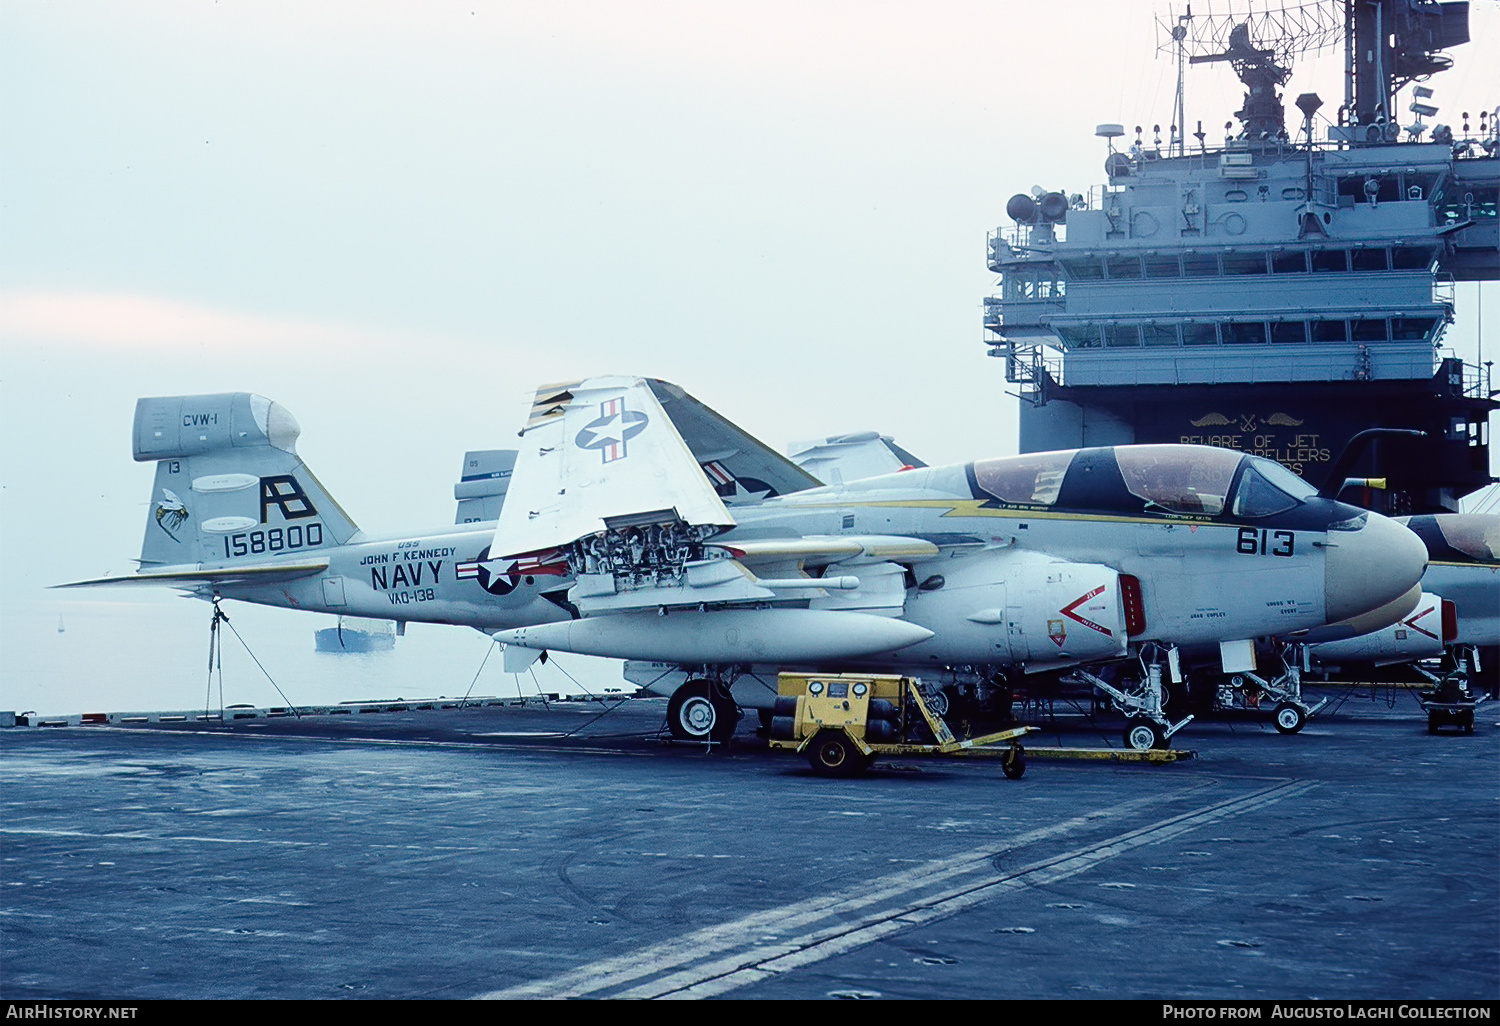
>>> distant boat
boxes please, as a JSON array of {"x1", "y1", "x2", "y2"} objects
[
  {"x1": 57, "y1": 614, "x2": 65, "y2": 634},
  {"x1": 315, "y1": 616, "x2": 396, "y2": 653}
]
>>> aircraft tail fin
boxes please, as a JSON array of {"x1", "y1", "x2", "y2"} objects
[
  {"x1": 454, "y1": 449, "x2": 517, "y2": 524},
  {"x1": 133, "y1": 393, "x2": 359, "y2": 568}
]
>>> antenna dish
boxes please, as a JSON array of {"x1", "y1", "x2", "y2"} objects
[
  {"x1": 1006, "y1": 194, "x2": 1038, "y2": 223},
  {"x1": 1095, "y1": 124, "x2": 1126, "y2": 139}
]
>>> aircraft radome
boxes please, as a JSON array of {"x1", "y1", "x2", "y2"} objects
[{"x1": 62, "y1": 380, "x2": 1428, "y2": 751}]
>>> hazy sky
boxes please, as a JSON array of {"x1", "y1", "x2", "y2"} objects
[{"x1": 3, "y1": 2, "x2": 1497, "y2": 710}]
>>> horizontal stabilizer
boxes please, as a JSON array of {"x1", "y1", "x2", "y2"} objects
[
  {"x1": 56, "y1": 561, "x2": 329, "y2": 589},
  {"x1": 495, "y1": 376, "x2": 734, "y2": 558}
]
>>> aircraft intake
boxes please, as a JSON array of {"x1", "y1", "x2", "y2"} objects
[{"x1": 904, "y1": 550, "x2": 1129, "y2": 665}]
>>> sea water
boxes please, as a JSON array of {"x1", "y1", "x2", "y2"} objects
[{"x1": 0, "y1": 590, "x2": 627, "y2": 718}]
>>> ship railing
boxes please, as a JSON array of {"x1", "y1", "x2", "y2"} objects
[
  {"x1": 1083, "y1": 115, "x2": 1499, "y2": 197},
  {"x1": 1433, "y1": 273, "x2": 1457, "y2": 309},
  {"x1": 988, "y1": 223, "x2": 1066, "y2": 258},
  {"x1": 1442, "y1": 353, "x2": 1495, "y2": 401},
  {"x1": 987, "y1": 335, "x2": 1064, "y2": 392}
]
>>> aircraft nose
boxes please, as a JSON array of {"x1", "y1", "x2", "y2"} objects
[{"x1": 1324, "y1": 512, "x2": 1428, "y2": 625}]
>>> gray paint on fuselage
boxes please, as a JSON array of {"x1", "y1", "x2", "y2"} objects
[
  {"x1": 214, "y1": 526, "x2": 570, "y2": 632},
  {"x1": 725, "y1": 462, "x2": 1331, "y2": 654}
]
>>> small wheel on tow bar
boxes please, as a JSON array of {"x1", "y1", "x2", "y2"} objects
[
  {"x1": 666, "y1": 679, "x2": 739, "y2": 744},
  {"x1": 1124, "y1": 720, "x2": 1164, "y2": 752},
  {"x1": 807, "y1": 731, "x2": 869, "y2": 777},
  {"x1": 1272, "y1": 702, "x2": 1306, "y2": 735},
  {"x1": 1001, "y1": 747, "x2": 1027, "y2": 780}
]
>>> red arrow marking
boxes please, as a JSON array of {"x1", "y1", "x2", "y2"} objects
[
  {"x1": 1402, "y1": 604, "x2": 1439, "y2": 642},
  {"x1": 1061, "y1": 585, "x2": 1113, "y2": 637}
]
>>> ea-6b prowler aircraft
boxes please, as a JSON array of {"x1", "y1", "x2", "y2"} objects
[
  {"x1": 489, "y1": 376, "x2": 1427, "y2": 747},
  {"x1": 64, "y1": 380, "x2": 1427, "y2": 750}
]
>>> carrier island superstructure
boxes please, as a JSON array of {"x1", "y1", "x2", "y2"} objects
[{"x1": 985, "y1": 0, "x2": 1497, "y2": 514}]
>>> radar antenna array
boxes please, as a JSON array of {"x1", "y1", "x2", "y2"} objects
[
  {"x1": 1157, "y1": 1, "x2": 1342, "y2": 141},
  {"x1": 1156, "y1": 1, "x2": 1342, "y2": 69}
]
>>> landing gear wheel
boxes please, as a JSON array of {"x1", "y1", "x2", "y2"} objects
[
  {"x1": 667, "y1": 680, "x2": 738, "y2": 743},
  {"x1": 1462, "y1": 710, "x2": 1475, "y2": 734},
  {"x1": 1272, "y1": 702, "x2": 1306, "y2": 735},
  {"x1": 1124, "y1": 721, "x2": 1163, "y2": 752},
  {"x1": 1002, "y1": 748, "x2": 1026, "y2": 780},
  {"x1": 807, "y1": 731, "x2": 867, "y2": 777}
]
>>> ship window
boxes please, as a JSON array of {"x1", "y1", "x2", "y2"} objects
[
  {"x1": 1271, "y1": 321, "x2": 1308, "y2": 344},
  {"x1": 1351, "y1": 319, "x2": 1388, "y2": 342},
  {"x1": 1059, "y1": 327, "x2": 1101, "y2": 348},
  {"x1": 1106, "y1": 257, "x2": 1142, "y2": 280},
  {"x1": 1061, "y1": 258, "x2": 1104, "y2": 281},
  {"x1": 1182, "y1": 323, "x2": 1218, "y2": 345},
  {"x1": 1392, "y1": 246, "x2": 1435, "y2": 271},
  {"x1": 1436, "y1": 515, "x2": 1500, "y2": 563},
  {"x1": 1311, "y1": 320, "x2": 1348, "y2": 343},
  {"x1": 1142, "y1": 324, "x2": 1178, "y2": 347},
  {"x1": 1351, "y1": 249, "x2": 1389, "y2": 272},
  {"x1": 1391, "y1": 317, "x2": 1435, "y2": 341},
  {"x1": 1116, "y1": 445, "x2": 1243, "y2": 515},
  {"x1": 1223, "y1": 321, "x2": 1268, "y2": 345},
  {"x1": 1311, "y1": 249, "x2": 1349, "y2": 273},
  {"x1": 1221, "y1": 252, "x2": 1268, "y2": 275},
  {"x1": 1105, "y1": 325, "x2": 1141, "y2": 347},
  {"x1": 1182, "y1": 254, "x2": 1219, "y2": 276},
  {"x1": 1272, "y1": 251, "x2": 1309, "y2": 273},
  {"x1": 1144, "y1": 256, "x2": 1181, "y2": 278},
  {"x1": 972, "y1": 451, "x2": 1073, "y2": 506}
]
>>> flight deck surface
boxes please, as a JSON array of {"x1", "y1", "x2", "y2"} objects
[{"x1": 2, "y1": 693, "x2": 1495, "y2": 1001}]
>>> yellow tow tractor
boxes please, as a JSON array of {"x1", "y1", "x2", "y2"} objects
[{"x1": 767, "y1": 672, "x2": 1037, "y2": 778}]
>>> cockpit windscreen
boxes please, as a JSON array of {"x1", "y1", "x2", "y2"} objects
[
  {"x1": 1232, "y1": 457, "x2": 1315, "y2": 518},
  {"x1": 972, "y1": 450, "x2": 1072, "y2": 506},
  {"x1": 1115, "y1": 445, "x2": 1242, "y2": 515},
  {"x1": 1437, "y1": 514, "x2": 1500, "y2": 563}
]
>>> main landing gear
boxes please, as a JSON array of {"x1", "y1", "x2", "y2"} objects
[
  {"x1": 1069, "y1": 651, "x2": 1194, "y2": 752},
  {"x1": 665, "y1": 678, "x2": 741, "y2": 744}
]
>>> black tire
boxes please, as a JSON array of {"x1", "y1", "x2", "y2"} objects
[
  {"x1": 666, "y1": 680, "x2": 738, "y2": 743},
  {"x1": 1428, "y1": 714, "x2": 1440, "y2": 735},
  {"x1": 1002, "y1": 749, "x2": 1026, "y2": 780},
  {"x1": 1272, "y1": 702, "x2": 1306, "y2": 735},
  {"x1": 1124, "y1": 721, "x2": 1161, "y2": 751},
  {"x1": 807, "y1": 731, "x2": 866, "y2": 777}
]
